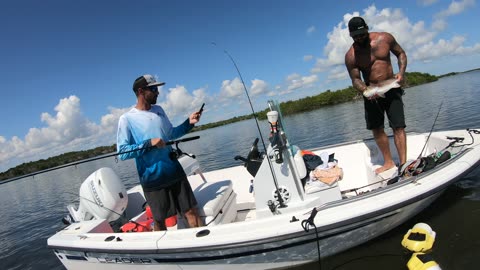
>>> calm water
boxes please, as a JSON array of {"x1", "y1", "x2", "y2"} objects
[{"x1": 1, "y1": 71, "x2": 480, "y2": 270}]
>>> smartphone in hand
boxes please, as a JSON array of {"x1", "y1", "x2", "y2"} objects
[{"x1": 195, "y1": 103, "x2": 205, "y2": 121}]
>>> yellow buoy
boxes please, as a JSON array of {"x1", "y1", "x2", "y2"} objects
[
  {"x1": 407, "y1": 252, "x2": 442, "y2": 270},
  {"x1": 401, "y1": 223, "x2": 436, "y2": 252}
]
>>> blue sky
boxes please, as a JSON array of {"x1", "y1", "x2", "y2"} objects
[{"x1": 1, "y1": 0, "x2": 479, "y2": 172}]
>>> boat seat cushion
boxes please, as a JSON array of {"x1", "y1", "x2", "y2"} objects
[{"x1": 192, "y1": 180, "x2": 233, "y2": 217}]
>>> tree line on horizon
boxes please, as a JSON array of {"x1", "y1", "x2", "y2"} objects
[
  {"x1": 0, "y1": 71, "x2": 440, "y2": 181},
  {"x1": 193, "y1": 71, "x2": 438, "y2": 130}
]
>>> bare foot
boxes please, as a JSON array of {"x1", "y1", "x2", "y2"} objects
[{"x1": 375, "y1": 163, "x2": 396, "y2": 174}]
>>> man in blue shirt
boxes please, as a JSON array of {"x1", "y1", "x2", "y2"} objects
[{"x1": 117, "y1": 74, "x2": 203, "y2": 231}]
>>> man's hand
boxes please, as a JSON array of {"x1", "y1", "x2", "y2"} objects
[
  {"x1": 189, "y1": 111, "x2": 202, "y2": 124},
  {"x1": 151, "y1": 138, "x2": 165, "y2": 148},
  {"x1": 395, "y1": 73, "x2": 405, "y2": 85},
  {"x1": 363, "y1": 86, "x2": 380, "y2": 100}
]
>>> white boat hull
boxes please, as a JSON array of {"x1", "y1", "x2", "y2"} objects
[
  {"x1": 51, "y1": 192, "x2": 443, "y2": 270},
  {"x1": 48, "y1": 125, "x2": 480, "y2": 270}
]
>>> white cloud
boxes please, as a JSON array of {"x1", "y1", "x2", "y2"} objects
[
  {"x1": 303, "y1": 55, "x2": 314, "y2": 61},
  {"x1": 431, "y1": 1, "x2": 476, "y2": 34},
  {"x1": 220, "y1": 77, "x2": 244, "y2": 98},
  {"x1": 100, "y1": 106, "x2": 131, "y2": 135},
  {"x1": 327, "y1": 66, "x2": 349, "y2": 81},
  {"x1": 310, "y1": 15, "x2": 354, "y2": 73},
  {"x1": 284, "y1": 73, "x2": 319, "y2": 93},
  {"x1": 192, "y1": 88, "x2": 209, "y2": 108},
  {"x1": 432, "y1": 19, "x2": 447, "y2": 31},
  {"x1": 25, "y1": 96, "x2": 98, "y2": 148},
  {"x1": 159, "y1": 85, "x2": 208, "y2": 120},
  {"x1": 412, "y1": 36, "x2": 480, "y2": 61},
  {"x1": 267, "y1": 91, "x2": 277, "y2": 97},
  {"x1": 250, "y1": 79, "x2": 268, "y2": 96},
  {"x1": 307, "y1": 26, "x2": 316, "y2": 35},
  {"x1": 161, "y1": 85, "x2": 194, "y2": 115},
  {"x1": 0, "y1": 96, "x2": 122, "y2": 172},
  {"x1": 311, "y1": 4, "x2": 480, "y2": 80},
  {"x1": 435, "y1": 0, "x2": 475, "y2": 18}
]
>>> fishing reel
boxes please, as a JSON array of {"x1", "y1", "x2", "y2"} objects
[{"x1": 169, "y1": 141, "x2": 196, "y2": 160}]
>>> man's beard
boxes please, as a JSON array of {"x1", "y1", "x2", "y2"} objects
[
  {"x1": 149, "y1": 97, "x2": 157, "y2": 105},
  {"x1": 356, "y1": 36, "x2": 370, "y2": 47}
]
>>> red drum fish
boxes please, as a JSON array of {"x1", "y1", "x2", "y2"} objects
[{"x1": 363, "y1": 78, "x2": 401, "y2": 98}]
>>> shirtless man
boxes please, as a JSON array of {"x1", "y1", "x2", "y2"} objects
[{"x1": 344, "y1": 17, "x2": 408, "y2": 174}]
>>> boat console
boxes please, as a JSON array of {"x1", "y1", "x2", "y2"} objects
[{"x1": 252, "y1": 101, "x2": 342, "y2": 218}]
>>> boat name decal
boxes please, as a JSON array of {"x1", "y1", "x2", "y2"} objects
[{"x1": 96, "y1": 256, "x2": 153, "y2": 264}]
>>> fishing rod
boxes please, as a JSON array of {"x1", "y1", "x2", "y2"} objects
[
  {"x1": 417, "y1": 101, "x2": 443, "y2": 159},
  {"x1": 211, "y1": 42, "x2": 286, "y2": 208},
  {"x1": 387, "y1": 101, "x2": 443, "y2": 178},
  {"x1": 16, "y1": 136, "x2": 200, "y2": 180}
]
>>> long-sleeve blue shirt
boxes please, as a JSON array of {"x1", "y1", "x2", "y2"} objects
[{"x1": 116, "y1": 105, "x2": 193, "y2": 191}]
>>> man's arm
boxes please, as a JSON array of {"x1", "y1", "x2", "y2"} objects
[
  {"x1": 116, "y1": 115, "x2": 152, "y2": 160},
  {"x1": 389, "y1": 34, "x2": 407, "y2": 83},
  {"x1": 345, "y1": 49, "x2": 367, "y2": 93}
]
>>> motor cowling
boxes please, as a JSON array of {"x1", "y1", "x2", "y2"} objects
[{"x1": 67, "y1": 167, "x2": 127, "y2": 223}]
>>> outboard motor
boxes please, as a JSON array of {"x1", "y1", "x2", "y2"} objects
[{"x1": 63, "y1": 167, "x2": 128, "y2": 224}]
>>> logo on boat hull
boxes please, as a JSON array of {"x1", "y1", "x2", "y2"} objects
[{"x1": 96, "y1": 257, "x2": 153, "y2": 264}]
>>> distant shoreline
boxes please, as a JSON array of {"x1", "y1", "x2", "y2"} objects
[{"x1": 1, "y1": 69, "x2": 478, "y2": 182}]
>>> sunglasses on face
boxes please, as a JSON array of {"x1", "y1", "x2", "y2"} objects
[{"x1": 144, "y1": 86, "x2": 158, "y2": 93}]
